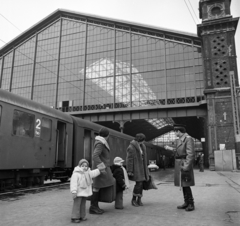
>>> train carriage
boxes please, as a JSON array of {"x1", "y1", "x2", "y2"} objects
[{"x1": 0, "y1": 89, "x2": 73, "y2": 189}]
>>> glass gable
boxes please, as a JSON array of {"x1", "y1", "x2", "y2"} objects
[{"x1": 0, "y1": 16, "x2": 204, "y2": 112}]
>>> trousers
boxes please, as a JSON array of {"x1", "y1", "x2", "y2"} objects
[
  {"x1": 71, "y1": 197, "x2": 87, "y2": 219},
  {"x1": 133, "y1": 181, "x2": 143, "y2": 197},
  {"x1": 115, "y1": 191, "x2": 123, "y2": 208},
  {"x1": 183, "y1": 187, "x2": 194, "y2": 204}
]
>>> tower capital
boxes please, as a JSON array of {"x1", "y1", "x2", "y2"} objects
[{"x1": 199, "y1": 0, "x2": 232, "y2": 22}]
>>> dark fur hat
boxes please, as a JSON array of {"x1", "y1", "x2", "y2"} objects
[{"x1": 99, "y1": 127, "x2": 110, "y2": 137}]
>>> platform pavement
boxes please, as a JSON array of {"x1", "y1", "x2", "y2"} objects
[{"x1": 0, "y1": 169, "x2": 240, "y2": 226}]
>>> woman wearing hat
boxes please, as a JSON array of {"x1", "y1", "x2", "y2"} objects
[
  {"x1": 89, "y1": 127, "x2": 115, "y2": 214},
  {"x1": 165, "y1": 124, "x2": 195, "y2": 212},
  {"x1": 126, "y1": 133, "x2": 149, "y2": 207}
]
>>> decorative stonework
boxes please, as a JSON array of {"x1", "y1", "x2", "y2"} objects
[
  {"x1": 207, "y1": 3, "x2": 225, "y2": 20},
  {"x1": 211, "y1": 34, "x2": 227, "y2": 58},
  {"x1": 212, "y1": 59, "x2": 229, "y2": 87}
]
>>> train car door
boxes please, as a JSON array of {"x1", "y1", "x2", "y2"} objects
[
  {"x1": 84, "y1": 129, "x2": 92, "y2": 167},
  {"x1": 56, "y1": 121, "x2": 68, "y2": 167}
]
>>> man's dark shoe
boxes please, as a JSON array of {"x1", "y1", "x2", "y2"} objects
[
  {"x1": 80, "y1": 217, "x2": 87, "y2": 221},
  {"x1": 89, "y1": 205, "x2": 103, "y2": 214},
  {"x1": 185, "y1": 204, "x2": 195, "y2": 211},
  {"x1": 131, "y1": 200, "x2": 139, "y2": 207},
  {"x1": 177, "y1": 202, "x2": 188, "y2": 209},
  {"x1": 71, "y1": 219, "x2": 80, "y2": 223}
]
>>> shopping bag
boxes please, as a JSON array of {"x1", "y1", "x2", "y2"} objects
[{"x1": 143, "y1": 175, "x2": 158, "y2": 190}]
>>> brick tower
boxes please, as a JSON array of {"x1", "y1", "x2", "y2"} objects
[{"x1": 197, "y1": 0, "x2": 239, "y2": 168}]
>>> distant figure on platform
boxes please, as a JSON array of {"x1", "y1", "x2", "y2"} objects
[
  {"x1": 126, "y1": 133, "x2": 149, "y2": 207},
  {"x1": 164, "y1": 124, "x2": 195, "y2": 212},
  {"x1": 90, "y1": 127, "x2": 115, "y2": 214},
  {"x1": 70, "y1": 159, "x2": 100, "y2": 223},
  {"x1": 196, "y1": 153, "x2": 200, "y2": 167},
  {"x1": 162, "y1": 155, "x2": 166, "y2": 170},
  {"x1": 111, "y1": 157, "x2": 130, "y2": 209},
  {"x1": 199, "y1": 153, "x2": 204, "y2": 172}
]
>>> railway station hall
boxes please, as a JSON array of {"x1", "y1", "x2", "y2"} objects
[{"x1": 0, "y1": 3, "x2": 239, "y2": 169}]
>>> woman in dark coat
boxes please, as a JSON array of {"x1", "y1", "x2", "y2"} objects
[
  {"x1": 126, "y1": 133, "x2": 149, "y2": 207},
  {"x1": 89, "y1": 127, "x2": 115, "y2": 214}
]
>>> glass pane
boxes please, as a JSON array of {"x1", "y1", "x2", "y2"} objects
[
  {"x1": 12, "y1": 110, "x2": 35, "y2": 138},
  {"x1": 41, "y1": 117, "x2": 52, "y2": 141}
]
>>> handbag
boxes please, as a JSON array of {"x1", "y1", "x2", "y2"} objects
[
  {"x1": 143, "y1": 175, "x2": 158, "y2": 190},
  {"x1": 181, "y1": 170, "x2": 191, "y2": 182}
]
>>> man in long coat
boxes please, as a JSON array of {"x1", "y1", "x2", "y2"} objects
[
  {"x1": 126, "y1": 133, "x2": 149, "y2": 207},
  {"x1": 165, "y1": 124, "x2": 195, "y2": 211},
  {"x1": 90, "y1": 127, "x2": 115, "y2": 214}
]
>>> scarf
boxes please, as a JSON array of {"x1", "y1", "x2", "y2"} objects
[
  {"x1": 121, "y1": 166, "x2": 130, "y2": 189},
  {"x1": 77, "y1": 168, "x2": 92, "y2": 189},
  {"x1": 95, "y1": 136, "x2": 110, "y2": 150}
]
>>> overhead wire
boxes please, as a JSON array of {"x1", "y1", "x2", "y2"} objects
[
  {"x1": 0, "y1": 13, "x2": 22, "y2": 32},
  {"x1": 183, "y1": 0, "x2": 197, "y2": 25},
  {"x1": 0, "y1": 14, "x2": 108, "y2": 106},
  {"x1": 187, "y1": 0, "x2": 200, "y2": 23}
]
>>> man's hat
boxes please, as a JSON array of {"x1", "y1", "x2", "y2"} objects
[{"x1": 173, "y1": 124, "x2": 186, "y2": 130}]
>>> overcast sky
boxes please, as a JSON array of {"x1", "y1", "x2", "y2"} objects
[{"x1": 0, "y1": 0, "x2": 240, "y2": 77}]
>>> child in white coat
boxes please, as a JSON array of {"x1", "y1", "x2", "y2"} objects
[{"x1": 70, "y1": 159, "x2": 100, "y2": 223}]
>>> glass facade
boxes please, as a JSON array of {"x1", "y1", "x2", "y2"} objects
[{"x1": 0, "y1": 16, "x2": 204, "y2": 112}]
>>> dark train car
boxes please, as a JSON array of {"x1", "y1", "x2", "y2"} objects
[
  {"x1": 71, "y1": 117, "x2": 133, "y2": 168},
  {"x1": 0, "y1": 89, "x2": 73, "y2": 189}
]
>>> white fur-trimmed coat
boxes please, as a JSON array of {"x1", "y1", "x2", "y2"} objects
[{"x1": 70, "y1": 166, "x2": 100, "y2": 197}]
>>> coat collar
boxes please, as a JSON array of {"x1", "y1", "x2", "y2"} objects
[
  {"x1": 176, "y1": 133, "x2": 188, "y2": 148},
  {"x1": 130, "y1": 140, "x2": 144, "y2": 151}
]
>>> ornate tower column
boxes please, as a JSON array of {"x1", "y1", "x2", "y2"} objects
[{"x1": 197, "y1": 0, "x2": 239, "y2": 169}]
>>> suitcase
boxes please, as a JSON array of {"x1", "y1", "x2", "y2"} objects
[{"x1": 87, "y1": 178, "x2": 116, "y2": 203}]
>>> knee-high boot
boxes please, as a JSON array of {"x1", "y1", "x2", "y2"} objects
[
  {"x1": 185, "y1": 188, "x2": 195, "y2": 212},
  {"x1": 177, "y1": 188, "x2": 188, "y2": 209},
  {"x1": 89, "y1": 192, "x2": 104, "y2": 214}
]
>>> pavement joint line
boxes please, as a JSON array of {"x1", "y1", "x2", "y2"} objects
[
  {"x1": 225, "y1": 180, "x2": 240, "y2": 194},
  {"x1": 224, "y1": 211, "x2": 240, "y2": 224}
]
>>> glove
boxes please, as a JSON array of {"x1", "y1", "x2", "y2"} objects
[
  {"x1": 99, "y1": 168, "x2": 107, "y2": 174},
  {"x1": 181, "y1": 167, "x2": 188, "y2": 172},
  {"x1": 97, "y1": 162, "x2": 106, "y2": 170},
  {"x1": 72, "y1": 193, "x2": 77, "y2": 199},
  {"x1": 128, "y1": 172, "x2": 134, "y2": 177},
  {"x1": 122, "y1": 184, "x2": 127, "y2": 190}
]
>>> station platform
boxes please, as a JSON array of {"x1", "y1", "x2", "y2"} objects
[{"x1": 0, "y1": 168, "x2": 240, "y2": 226}]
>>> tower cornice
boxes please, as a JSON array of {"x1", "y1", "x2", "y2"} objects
[{"x1": 197, "y1": 17, "x2": 239, "y2": 37}]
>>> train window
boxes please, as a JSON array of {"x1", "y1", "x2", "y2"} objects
[
  {"x1": 41, "y1": 118, "x2": 52, "y2": 141},
  {"x1": 12, "y1": 110, "x2": 35, "y2": 138}
]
